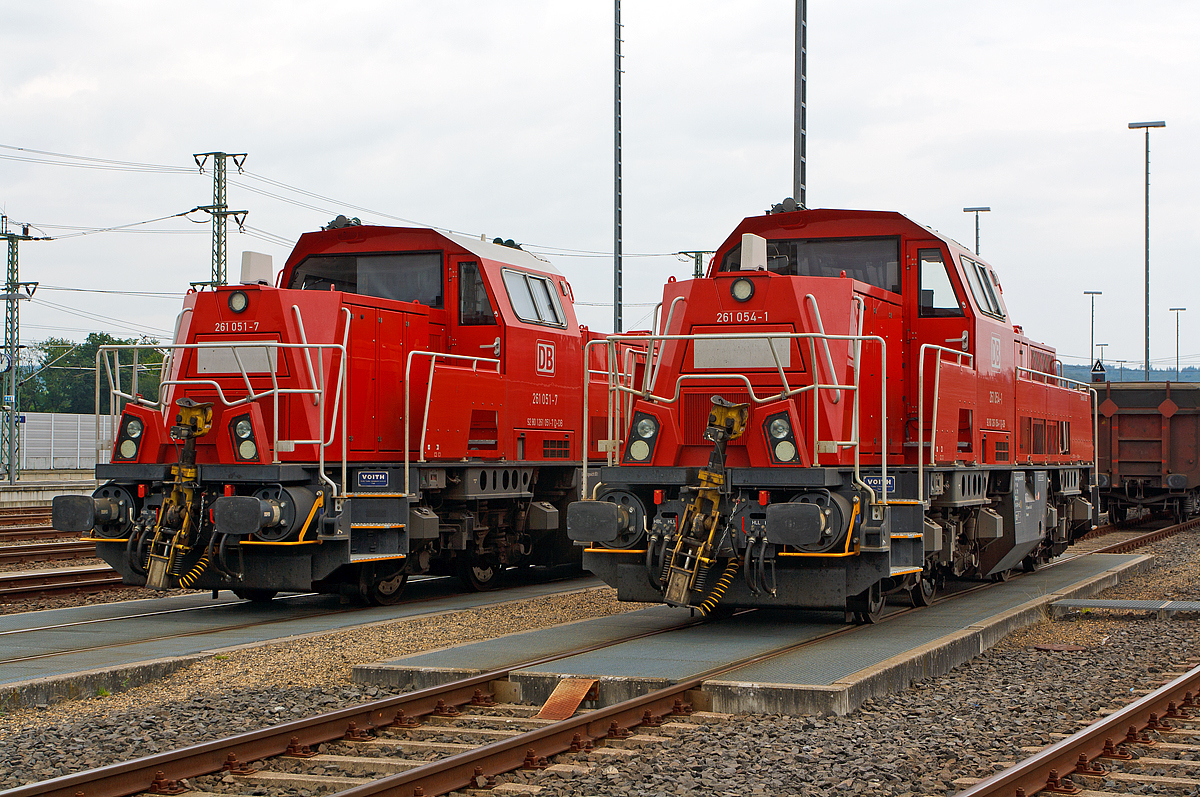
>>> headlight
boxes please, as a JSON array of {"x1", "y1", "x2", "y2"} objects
[
  {"x1": 629, "y1": 440, "x2": 651, "y2": 461},
  {"x1": 125, "y1": 418, "x2": 144, "y2": 439},
  {"x1": 768, "y1": 418, "x2": 791, "y2": 439},
  {"x1": 119, "y1": 439, "x2": 138, "y2": 459},
  {"x1": 238, "y1": 440, "x2": 257, "y2": 460},
  {"x1": 774, "y1": 440, "x2": 797, "y2": 462},
  {"x1": 731, "y1": 278, "x2": 755, "y2": 302},
  {"x1": 228, "y1": 291, "x2": 249, "y2": 313},
  {"x1": 635, "y1": 417, "x2": 658, "y2": 439},
  {"x1": 234, "y1": 418, "x2": 253, "y2": 439}
]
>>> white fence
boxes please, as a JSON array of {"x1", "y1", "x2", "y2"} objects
[{"x1": 19, "y1": 412, "x2": 113, "y2": 470}]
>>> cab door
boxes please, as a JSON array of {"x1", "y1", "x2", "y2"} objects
[
  {"x1": 447, "y1": 258, "x2": 504, "y2": 368},
  {"x1": 904, "y1": 241, "x2": 974, "y2": 463}
]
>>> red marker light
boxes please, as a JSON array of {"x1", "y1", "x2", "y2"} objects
[
  {"x1": 138, "y1": 484, "x2": 146, "y2": 498},
  {"x1": 224, "y1": 484, "x2": 234, "y2": 497},
  {"x1": 759, "y1": 490, "x2": 770, "y2": 506},
  {"x1": 653, "y1": 489, "x2": 663, "y2": 505}
]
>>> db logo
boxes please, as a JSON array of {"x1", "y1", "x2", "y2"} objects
[
  {"x1": 991, "y1": 336, "x2": 1002, "y2": 372},
  {"x1": 536, "y1": 341, "x2": 555, "y2": 376}
]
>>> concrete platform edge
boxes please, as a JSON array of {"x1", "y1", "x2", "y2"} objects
[
  {"x1": 703, "y1": 554, "x2": 1153, "y2": 716},
  {"x1": 0, "y1": 655, "x2": 204, "y2": 712},
  {"x1": 351, "y1": 665, "x2": 484, "y2": 692}
]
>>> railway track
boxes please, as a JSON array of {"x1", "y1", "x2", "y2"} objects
[
  {"x1": 0, "y1": 566, "x2": 123, "y2": 599},
  {"x1": 0, "y1": 540, "x2": 97, "y2": 565},
  {"x1": 2, "y1": 518, "x2": 1196, "y2": 796},
  {"x1": 0, "y1": 506, "x2": 52, "y2": 527},
  {"x1": 0, "y1": 530, "x2": 1112, "y2": 797},
  {"x1": 958, "y1": 661, "x2": 1200, "y2": 797}
]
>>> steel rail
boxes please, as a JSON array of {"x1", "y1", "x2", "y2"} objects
[
  {"x1": 0, "y1": 540, "x2": 96, "y2": 565},
  {"x1": 3, "y1": 530, "x2": 1186, "y2": 797},
  {"x1": 1089, "y1": 515, "x2": 1200, "y2": 554},
  {"x1": 0, "y1": 566, "x2": 122, "y2": 598},
  {"x1": 0, "y1": 507, "x2": 52, "y2": 526},
  {"x1": 955, "y1": 662, "x2": 1200, "y2": 797},
  {"x1": 0, "y1": 527, "x2": 70, "y2": 543},
  {"x1": 0, "y1": 615, "x2": 714, "y2": 797}
]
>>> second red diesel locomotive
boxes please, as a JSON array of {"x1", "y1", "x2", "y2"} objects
[{"x1": 568, "y1": 207, "x2": 1097, "y2": 620}]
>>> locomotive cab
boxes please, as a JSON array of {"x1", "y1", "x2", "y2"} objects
[{"x1": 570, "y1": 207, "x2": 1096, "y2": 620}]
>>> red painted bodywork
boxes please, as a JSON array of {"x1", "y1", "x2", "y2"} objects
[
  {"x1": 123, "y1": 226, "x2": 633, "y2": 470},
  {"x1": 622, "y1": 209, "x2": 1093, "y2": 471}
]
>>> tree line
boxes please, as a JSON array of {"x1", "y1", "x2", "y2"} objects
[{"x1": 21, "y1": 333, "x2": 164, "y2": 415}]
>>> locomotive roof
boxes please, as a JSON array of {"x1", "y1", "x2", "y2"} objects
[
  {"x1": 285, "y1": 225, "x2": 561, "y2": 276},
  {"x1": 719, "y1": 208, "x2": 978, "y2": 262},
  {"x1": 442, "y1": 230, "x2": 562, "y2": 275}
]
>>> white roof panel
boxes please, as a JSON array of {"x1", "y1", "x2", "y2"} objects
[{"x1": 443, "y1": 231, "x2": 562, "y2": 276}]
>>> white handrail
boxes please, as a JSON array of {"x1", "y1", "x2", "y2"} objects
[
  {"x1": 96, "y1": 339, "x2": 349, "y2": 496},
  {"x1": 804, "y1": 294, "x2": 842, "y2": 404},
  {"x1": 402, "y1": 351, "x2": 500, "y2": 497},
  {"x1": 579, "y1": 329, "x2": 888, "y2": 505},
  {"x1": 290, "y1": 305, "x2": 322, "y2": 406},
  {"x1": 917, "y1": 343, "x2": 975, "y2": 501}
]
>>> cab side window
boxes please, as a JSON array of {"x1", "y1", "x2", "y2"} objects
[
  {"x1": 961, "y1": 256, "x2": 1006, "y2": 319},
  {"x1": 458, "y1": 262, "x2": 497, "y2": 325},
  {"x1": 918, "y1": 249, "x2": 963, "y2": 317},
  {"x1": 502, "y1": 269, "x2": 565, "y2": 327}
]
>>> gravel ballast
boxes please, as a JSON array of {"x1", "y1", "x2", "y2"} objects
[{"x1": 1, "y1": 532, "x2": 1197, "y2": 794}]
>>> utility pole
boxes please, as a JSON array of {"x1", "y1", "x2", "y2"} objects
[
  {"x1": 794, "y1": 0, "x2": 807, "y2": 207},
  {"x1": 193, "y1": 152, "x2": 248, "y2": 286},
  {"x1": 678, "y1": 251, "x2": 715, "y2": 279},
  {"x1": 0, "y1": 216, "x2": 43, "y2": 485},
  {"x1": 613, "y1": 2, "x2": 623, "y2": 333}
]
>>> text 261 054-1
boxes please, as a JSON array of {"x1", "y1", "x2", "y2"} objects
[{"x1": 716, "y1": 311, "x2": 768, "y2": 323}]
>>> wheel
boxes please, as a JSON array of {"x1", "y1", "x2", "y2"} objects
[
  {"x1": 233, "y1": 588, "x2": 277, "y2": 603},
  {"x1": 1109, "y1": 504, "x2": 1126, "y2": 524},
  {"x1": 990, "y1": 569, "x2": 1011, "y2": 583},
  {"x1": 910, "y1": 573, "x2": 937, "y2": 607},
  {"x1": 1021, "y1": 554, "x2": 1039, "y2": 573},
  {"x1": 848, "y1": 583, "x2": 884, "y2": 624},
  {"x1": 368, "y1": 572, "x2": 409, "y2": 605},
  {"x1": 458, "y1": 554, "x2": 503, "y2": 591}
]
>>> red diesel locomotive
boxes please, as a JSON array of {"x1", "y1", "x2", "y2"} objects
[
  {"x1": 53, "y1": 220, "x2": 635, "y2": 603},
  {"x1": 568, "y1": 207, "x2": 1097, "y2": 620}
]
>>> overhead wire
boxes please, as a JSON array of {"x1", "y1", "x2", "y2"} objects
[{"x1": 30, "y1": 297, "x2": 171, "y2": 338}]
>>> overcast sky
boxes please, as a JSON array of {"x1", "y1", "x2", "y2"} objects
[{"x1": 2, "y1": 1, "x2": 1197, "y2": 371}]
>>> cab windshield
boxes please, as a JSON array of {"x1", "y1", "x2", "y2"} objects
[
  {"x1": 288, "y1": 252, "x2": 444, "y2": 308},
  {"x1": 719, "y1": 236, "x2": 900, "y2": 294}
]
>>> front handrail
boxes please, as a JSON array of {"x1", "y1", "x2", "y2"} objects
[
  {"x1": 917, "y1": 344, "x2": 976, "y2": 501},
  {"x1": 403, "y1": 351, "x2": 500, "y2": 497},
  {"x1": 96, "y1": 337, "x2": 349, "y2": 496},
  {"x1": 804, "y1": 294, "x2": 842, "y2": 404},
  {"x1": 580, "y1": 329, "x2": 887, "y2": 505}
]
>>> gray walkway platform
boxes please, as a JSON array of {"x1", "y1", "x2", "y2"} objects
[
  {"x1": 0, "y1": 574, "x2": 600, "y2": 710},
  {"x1": 355, "y1": 553, "x2": 1149, "y2": 716},
  {"x1": 1051, "y1": 598, "x2": 1200, "y2": 618}
]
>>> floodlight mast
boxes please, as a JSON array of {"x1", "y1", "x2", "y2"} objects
[
  {"x1": 962, "y1": 207, "x2": 990, "y2": 256},
  {"x1": 1128, "y1": 120, "x2": 1165, "y2": 381}
]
